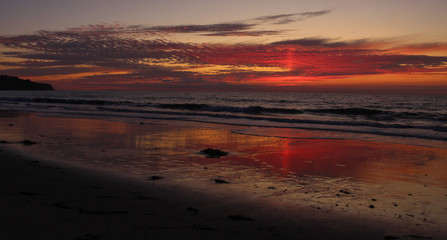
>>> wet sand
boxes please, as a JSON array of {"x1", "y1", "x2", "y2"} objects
[{"x1": 1, "y1": 111, "x2": 446, "y2": 239}]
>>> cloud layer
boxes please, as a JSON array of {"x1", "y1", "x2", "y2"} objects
[{"x1": 1, "y1": 10, "x2": 447, "y2": 92}]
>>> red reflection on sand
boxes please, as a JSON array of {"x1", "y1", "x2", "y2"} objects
[
  {"x1": 1, "y1": 112, "x2": 446, "y2": 187},
  {"x1": 242, "y1": 138, "x2": 447, "y2": 186}
]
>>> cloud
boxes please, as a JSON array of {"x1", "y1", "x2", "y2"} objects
[
  {"x1": 1, "y1": 29, "x2": 198, "y2": 64},
  {"x1": 150, "y1": 23, "x2": 254, "y2": 33},
  {"x1": 270, "y1": 37, "x2": 369, "y2": 48},
  {"x1": 64, "y1": 22, "x2": 270, "y2": 37},
  {"x1": 201, "y1": 30, "x2": 283, "y2": 37},
  {"x1": 1, "y1": 12, "x2": 447, "y2": 91},
  {"x1": 254, "y1": 10, "x2": 332, "y2": 24},
  {"x1": 50, "y1": 22, "x2": 258, "y2": 38}
]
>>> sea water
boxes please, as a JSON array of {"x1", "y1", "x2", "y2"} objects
[{"x1": 1, "y1": 91, "x2": 446, "y2": 148}]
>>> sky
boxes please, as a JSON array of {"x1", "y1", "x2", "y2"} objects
[{"x1": 1, "y1": 0, "x2": 447, "y2": 94}]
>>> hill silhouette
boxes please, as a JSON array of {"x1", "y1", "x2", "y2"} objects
[{"x1": 0, "y1": 75, "x2": 54, "y2": 90}]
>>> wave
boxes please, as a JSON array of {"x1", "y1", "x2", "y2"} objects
[
  {"x1": 20, "y1": 105, "x2": 444, "y2": 144},
  {"x1": 156, "y1": 104, "x2": 447, "y2": 122},
  {"x1": 306, "y1": 107, "x2": 384, "y2": 116},
  {"x1": 93, "y1": 106, "x2": 447, "y2": 134},
  {"x1": 158, "y1": 103, "x2": 303, "y2": 115},
  {"x1": 1, "y1": 96, "x2": 446, "y2": 123},
  {"x1": 0, "y1": 96, "x2": 133, "y2": 106},
  {"x1": 33, "y1": 97, "x2": 135, "y2": 106},
  {"x1": 2, "y1": 100, "x2": 446, "y2": 145}
]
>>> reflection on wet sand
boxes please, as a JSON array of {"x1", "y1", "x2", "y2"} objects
[
  {"x1": 1, "y1": 111, "x2": 446, "y2": 235},
  {"x1": 1, "y1": 112, "x2": 446, "y2": 185}
]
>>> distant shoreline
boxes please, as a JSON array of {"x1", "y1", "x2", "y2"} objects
[{"x1": 0, "y1": 75, "x2": 53, "y2": 90}]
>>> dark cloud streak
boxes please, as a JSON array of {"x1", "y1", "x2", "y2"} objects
[
  {"x1": 201, "y1": 30, "x2": 283, "y2": 37},
  {"x1": 254, "y1": 10, "x2": 332, "y2": 24},
  {"x1": 270, "y1": 37, "x2": 369, "y2": 48},
  {"x1": 150, "y1": 23, "x2": 254, "y2": 33}
]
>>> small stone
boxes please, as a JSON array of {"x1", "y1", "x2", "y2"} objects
[
  {"x1": 19, "y1": 191, "x2": 38, "y2": 196},
  {"x1": 369, "y1": 205, "x2": 375, "y2": 209},
  {"x1": 186, "y1": 207, "x2": 199, "y2": 215},
  {"x1": 200, "y1": 148, "x2": 229, "y2": 158},
  {"x1": 257, "y1": 226, "x2": 276, "y2": 232},
  {"x1": 191, "y1": 224, "x2": 217, "y2": 231},
  {"x1": 21, "y1": 140, "x2": 37, "y2": 145},
  {"x1": 384, "y1": 236, "x2": 399, "y2": 239},
  {"x1": 339, "y1": 189, "x2": 351, "y2": 194},
  {"x1": 214, "y1": 179, "x2": 229, "y2": 184},
  {"x1": 227, "y1": 214, "x2": 254, "y2": 221},
  {"x1": 148, "y1": 176, "x2": 163, "y2": 180}
]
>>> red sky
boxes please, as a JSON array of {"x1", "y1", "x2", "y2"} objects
[{"x1": 1, "y1": 1, "x2": 447, "y2": 94}]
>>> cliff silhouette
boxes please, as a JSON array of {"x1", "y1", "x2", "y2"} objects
[{"x1": 0, "y1": 75, "x2": 54, "y2": 90}]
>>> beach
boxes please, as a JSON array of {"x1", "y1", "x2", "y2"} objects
[
  {"x1": 1, "y1": 110, "x2": 446, "y2": 239},
  {"x1": 2, "y1": 0, "x2": 447, "y2": 237}
]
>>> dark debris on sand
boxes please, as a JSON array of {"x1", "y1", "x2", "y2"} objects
[
  {"x1": 0, "y1": 139, "x2": 38, "y2": 145},
  {"x1": 21, "y1": 140, "x2": 38, "y2": 145},
  {"x1": 186, "y1": 207, "x2": 199, "y2": 215},
  {"x1": 404, "y1": 235, "x2": 432, "y2": 239},
  {"x1": 384, "y1": 236, "x2": 399, "y2": 240},
  {"x1": 200, "y1": 148, "x2": 229, "y2": 158},
  {"x1": 191, "y1": 224, "x2": 217, "y2": 231},
  {"x1": 339, "y1": 189, "x2": 351, "y2": 194},
  {"x1": 213, "y1": 179, "x2": 230, "y2": 184},
  {"x1": 227, "y1": 214, "x2": 254, "y2": 221},
  {"x1": 148, "y1": 176, "x2": 163, "y2": 181},
  {"x1": 75, "y1": 233, "x2": 102, "y2": 240},
  {"x1": 78, "y1": 208, "x2": 130, "y2": 215},
  {"x1": 384, "y1": 235, "x2": 433, "y2": 240}
]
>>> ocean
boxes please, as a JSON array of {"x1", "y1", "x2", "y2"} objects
[
  {"x1": 1, "y1": 91, "x2": 446, "y2": 148},
  {"x1": 1, "y1": 91, "x2": 446, "y2": 146}
]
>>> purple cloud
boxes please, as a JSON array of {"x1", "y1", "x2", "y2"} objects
[
  {"x1": 270, "y1": 37, "x2": 368, "y2": 48},
  {"x1": 254, "y1": 10, "x2": 332, "y2": 24}
]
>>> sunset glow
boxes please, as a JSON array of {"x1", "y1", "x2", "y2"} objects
[{"x1": 1, "y1": 0, "x2": 447, "y2": 94}]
